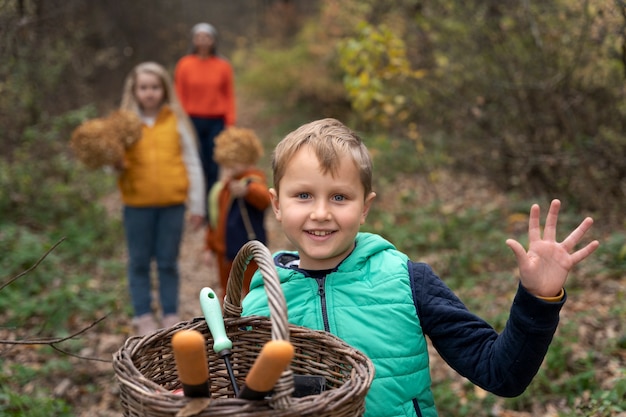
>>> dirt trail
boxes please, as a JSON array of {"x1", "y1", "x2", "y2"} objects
[
  {"x1": 177, "y1": 224, "x2": 218, "y2": 319},
  {"x1": 176, "y1": 211, "x2": 288, "y2": 321},
  {"x1": 176, "y1": 91, "x2": 291, "y2": 319},
  {"x1": 101, "y1": 190, "x2": 289, "y2": 324}
]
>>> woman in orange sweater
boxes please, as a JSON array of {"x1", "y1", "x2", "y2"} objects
[{"x1": 175, "y1": 23, "x2": 236, "y2": 218}]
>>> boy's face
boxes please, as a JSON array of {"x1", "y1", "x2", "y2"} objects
[{"x1": 270, "y1": 144, "x2": 376, "y2": 270}]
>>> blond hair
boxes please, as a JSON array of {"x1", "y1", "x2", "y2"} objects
[
  {"x1": 119, "y1": 62, "x2": 196, "y2": 142},
  {"x1": 213, "y1": 127, "x2": 264, "y2": 167},
  {"x1": 272, "y1": 118, "x2": 373, "y2": 196}
]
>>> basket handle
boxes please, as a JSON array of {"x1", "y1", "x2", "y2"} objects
[
  {"x1": 223, "y1": 240, "x2": 290, "y2": 344},
  {"x1": 222, "y1": 241, "x2": 295, "y2": 407}
]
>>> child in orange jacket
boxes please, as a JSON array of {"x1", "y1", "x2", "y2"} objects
[{"x1": 203, "y1": 127, "x2": 271, "y2": 298}]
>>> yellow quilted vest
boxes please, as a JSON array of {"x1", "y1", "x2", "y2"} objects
[{"x1": 118, "y1": 106, "x2": 189, "y2": 207}]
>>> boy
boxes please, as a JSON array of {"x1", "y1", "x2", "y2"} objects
[{"x1": 241, "y1": 118, "x2": 599, "y2": 417}]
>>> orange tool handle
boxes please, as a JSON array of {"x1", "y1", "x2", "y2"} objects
[
  {"x1": 238, "y1": 340, "x2": 294, "y2": 400},
  {"x1": 172, "y1": 330, "x2": 210, "y2": 397}
]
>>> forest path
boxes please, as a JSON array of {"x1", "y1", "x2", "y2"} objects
[
  {"x1": 161, "y1": 90, "x2": 289, "y2": 321},
  {"x1": 176, "y1": 202, "x2": 288, "y2": 321}
]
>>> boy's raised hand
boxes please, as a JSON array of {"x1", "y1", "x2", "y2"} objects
[{"x1": 505, "y1": 199, "x2": 600, "y2": 298}]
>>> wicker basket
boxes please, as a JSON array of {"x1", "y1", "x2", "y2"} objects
[{"x1": 113, "y1": 240, "x2": 375, "y2": 417}]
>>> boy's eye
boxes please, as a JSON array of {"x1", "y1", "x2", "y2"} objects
[
  {"x1": 332, "y1": 195, "x2": 345, "y2": 202},
  {"x1": 297, "y1": 192, "x2": 310, "y2": 199}
]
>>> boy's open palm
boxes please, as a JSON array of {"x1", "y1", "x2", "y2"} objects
[{"x1": 505, "y1": 199, "x2": 600, "y2": 298}]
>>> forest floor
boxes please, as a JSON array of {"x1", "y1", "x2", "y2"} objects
[
  {"x1": 12, "y1": 157, "x2": 624, "y2": 417},
  {"x1": 6, "y1": 95, "x2": 623, "y2": 417}
]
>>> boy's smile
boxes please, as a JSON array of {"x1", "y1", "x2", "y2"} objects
[{"x1": 271, "y1": 144, "x2": 376, "y2": 270}]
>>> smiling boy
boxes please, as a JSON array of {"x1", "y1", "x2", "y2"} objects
[{"x1": 241, "y1": 118, "x2": 599, "y2": 417}]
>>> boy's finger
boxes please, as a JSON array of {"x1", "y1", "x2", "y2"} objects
[
  {"x1": 542, "y1": 199, "x2": 561, "y2": 242},
  {"x1": 528, "y1": 204, "x2": 541, "y2": 242},
  {"x1": 506, "y1": 238, "x2": 527, "y2": 267},
  {"x1": 560, "y1": 217, "x2": 594, "y2": 252},
  {"x1": 570, "y1": 240, "x2": 600, "y2": 264}
]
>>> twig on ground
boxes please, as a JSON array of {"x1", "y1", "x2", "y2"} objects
[
  {"x1": 0, "y1": 237, "x2": 66, "y2": 292},
  {"x1": 0, "y1": 315, "x2": 112, "y2": 363},
  {"x1": 1, "y1": 239, "x2": 113, "y2": 363}
]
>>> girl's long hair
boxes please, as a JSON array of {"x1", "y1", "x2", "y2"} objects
[{"x1": 120, "y1": 62, "x2": 197, "y2": 144}]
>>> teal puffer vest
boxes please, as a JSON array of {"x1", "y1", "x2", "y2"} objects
[{"x1": 242, "y1": 233, "x2": 437, "y2": 417}]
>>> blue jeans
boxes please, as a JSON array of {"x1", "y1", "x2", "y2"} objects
[
  {"x1": 123, "y1": 204, "x2": 185, "y2": 317},
  {"x1": 190, "y1": 116, "x2": 225, "y2": 217}
]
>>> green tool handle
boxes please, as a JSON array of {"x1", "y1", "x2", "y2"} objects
[{"x1": 199, "y1": 287, "x2": 233, "y2": 353}]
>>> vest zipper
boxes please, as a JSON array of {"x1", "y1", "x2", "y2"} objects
[
  {"x1": 413, "y1": 398, "x2": 423, "y2": 417},
  {"x1": 316, "y1": 276, "x2": 331, "y2": 333}
]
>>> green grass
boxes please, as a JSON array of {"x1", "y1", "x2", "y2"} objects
[{"x1": 0, "y1": 107, "x2": 127, "y2": 415}]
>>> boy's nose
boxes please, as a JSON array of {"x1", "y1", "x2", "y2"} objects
[{"x1": 310, "y1": 201, "x2": 331, "y2": 221}]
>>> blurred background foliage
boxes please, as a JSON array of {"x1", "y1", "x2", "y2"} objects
[
  {"x1": 1, "y1": 0, "x2": 624, "y2": 223},
  {"x1": 240, "y1": 0, "x2": 626, "y2": 223},
  {"x1": 1, "y1": 0, "x2": 625, "y2": 416}
]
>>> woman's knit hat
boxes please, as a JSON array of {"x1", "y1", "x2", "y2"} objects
[{"x1": 192, "y1": 22, "x2": 217, "y2": 38}]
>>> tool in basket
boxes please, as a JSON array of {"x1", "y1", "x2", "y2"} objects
[
  {"x1": 237, "y1": 339, "x2": 294, "y2": 400},
  {"x1": 199, "y1": 286, "x2": 240, "y2": 396},
  {"x1": 171, "y1": 329, "x2": 210, "y2": 398},
  {"x1": 291, "y1": 374, "x2": 327, "y2": 398}
]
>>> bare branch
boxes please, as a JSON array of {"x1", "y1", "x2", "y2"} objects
[
  {"x1": 1, "y1": 239, "x2": 115, "y2": 362},
  {"x1": 0, "y1": 314, "x2": 108, "y2": 345},
  {"x1": 49, "y1": 343, "x2": 112, "y2": 363},
  {"x1": 0, "y1": 314, "x2": 113, "y2": 363},
  {"x1": 0, "y1": 237, "x2": 66, "y2": 292}
]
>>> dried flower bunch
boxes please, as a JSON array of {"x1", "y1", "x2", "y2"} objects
[
  {"x1": 107, "y1": 110, "x2": 143, "y2": 148},
  {"x1": 70, "y1": 110, "x2": 142, "y2": 169},
  {"x1": 213, "y1": 127, "x2": 264, "y2": 168}
]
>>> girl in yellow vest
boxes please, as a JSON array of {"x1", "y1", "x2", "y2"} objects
[{"x1": 118, "y1": 62, "x2": 205, "y2": 335}]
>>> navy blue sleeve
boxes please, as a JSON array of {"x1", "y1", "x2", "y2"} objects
[{"x1": 409, "y1": 261, "x2": 565, "y2": 397}]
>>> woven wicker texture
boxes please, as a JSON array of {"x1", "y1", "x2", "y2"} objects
[{"x1": 113, "y1": 240, "x2": 375, "y2": 416}]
